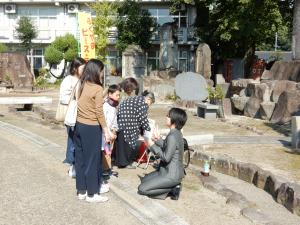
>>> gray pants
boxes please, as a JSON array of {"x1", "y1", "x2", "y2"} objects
[{"x1": 138, "y1": 171, "x2": 179, "y2": 199}]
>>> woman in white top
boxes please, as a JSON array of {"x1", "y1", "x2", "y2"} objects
[{"x1": 60, "y1": 57, "x2": 86, "y2": 177}]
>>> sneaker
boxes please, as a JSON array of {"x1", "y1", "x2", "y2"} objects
[
  {"x1": 100, "y1": 183, "x2": 110, "y2": 194},
  {"x1": 78, "y1": 192, "x2": 87, "y2": 200},
  {"x1": 68, "y1": 165, "x2": 76, "y2": 178},
  {"x1": 125, "y1": 163, "x2": 136, "y2": 169},
  {"x1": 86, "y1": 194, "x2": 108, "y2": 203}
]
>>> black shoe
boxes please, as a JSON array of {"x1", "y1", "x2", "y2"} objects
[{"x1": 169, "y1": 184, "x2": 181, "y2": 200}]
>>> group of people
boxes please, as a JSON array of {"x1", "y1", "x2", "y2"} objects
[{"x1": 58, "y1": 57, "x2": 188, "y2": 203}]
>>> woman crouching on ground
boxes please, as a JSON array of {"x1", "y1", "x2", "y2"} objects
[{"x1": 138, "y1": 108, "x2": 187, "y2": 200}]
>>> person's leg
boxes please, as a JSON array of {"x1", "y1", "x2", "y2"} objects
[
  {"x1": 74, "y1": 123, "x2": 86, "y2": 192},
  {"x1": 138, "y1": 175, "x2": 179, "y2": 198},
  {"x1": 79, "y1": 124, "x2": 102, "y2": 196},
  {"x1": 64, "y1": 126, "x2": 75, "y2": 165},
  {"x1": 115, "y1": 131, "x2": 132, "y2": 167}
]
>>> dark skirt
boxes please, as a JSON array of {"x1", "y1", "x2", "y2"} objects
[{"x1": 115, "y1": 131, "x2": 137, "y2": 167}]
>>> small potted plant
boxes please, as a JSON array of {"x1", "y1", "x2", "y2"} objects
[{"x1": 207, "y1": 85, "x2": 225, "y2": 117}]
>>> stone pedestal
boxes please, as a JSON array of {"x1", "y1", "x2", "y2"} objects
[
  {"x1": 122, "y1": 45, "x2": 145, "y2": 78},
  {"x1": 292, "y1": 116, "x2": 300, "y2": 150},
  {"x1": 196, "y1": 103, "x2": 219, "y2": 119}
]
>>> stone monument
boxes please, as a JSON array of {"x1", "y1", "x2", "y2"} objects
[
  {"x1": 175, "y1": 72, "x2": 208, "y2": 101},
  {"x1": 159, "y1": 24, "x2": 178, "y2": 70},
  {"x1": 195, "y1": 43, "x2": 211, "y2": 79},
  {"x1": 122, "y1": 45, "x2": 145, "y2": 78},
  {"x1": 0, "y1": 52, "x2": 33, "y2": 88},
  {"x1": 292, "y1": 116, "x2": 300, "y2": 150}
]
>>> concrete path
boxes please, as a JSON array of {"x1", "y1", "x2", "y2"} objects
[{"x1": 0, "y1": 110, "x2": 253, "y2": 225}]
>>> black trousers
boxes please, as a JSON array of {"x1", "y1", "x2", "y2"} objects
[
  {"x1": 74, "y1": 122, "x2": 102, "y2": 195},
  {"x1": 115, "y1": 131, "x2": 137, "y2": 167}
]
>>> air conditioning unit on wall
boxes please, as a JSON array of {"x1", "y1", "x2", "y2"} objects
[
  {"x1": 67, "y1": 4, "x2": 79, "y2": 14},
  {"x1": 4, "y1": 4, "x2": 16, "y2": 14}
]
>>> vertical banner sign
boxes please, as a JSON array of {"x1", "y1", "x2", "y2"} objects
[{"x1": 78, "y1": 12, "x2": 95, "y2": 60}]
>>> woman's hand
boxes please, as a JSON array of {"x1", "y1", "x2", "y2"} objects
[
  {"x1": 146, "y1": 138, "x2": 154, "y2": 148},
  {"x1": 103, "y1": 127, "x2": 111, "y2": 143},
  {"x1": 152, "y1": 125, "x2": 160, "y2": 141}
]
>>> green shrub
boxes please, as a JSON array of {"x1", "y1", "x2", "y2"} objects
[
  {"x1": 44, "y1": 46, "x2": 64, "y2": 65},
  {"x1": 207, "y1": 84, "x2": 224, "y2": 104},
  {"x1": 0, "y1": 43, "x2": 8, "y2": 53}
]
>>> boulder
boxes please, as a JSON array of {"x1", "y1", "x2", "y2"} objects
[
  {"x1": 271, "y1": 80, "x2": 297, "y2": 103},
  {"x1": 231, "y1": 79, "x2": 257, "y2": 88},
  {"x1": 244, "y1": 97, "x2": 261, "y2": 118},
  {"x1": 271, "y1": 90, "x2": 300, "y2": 123},
  {"x1": 260, "y1": 69, "x2": 273, "y2": 80},
  {"x1": 260, "y1": 102, "x2": 276, "y2": 120},
  {"x1": 231, "y1": 95, "x2": 249, "y2": 111},
  {"x1": 270, "y1": 60, "x2": 300, "y2": 81},
  {"x1": 246, "y1": 83, "x2": 271, "y2": 102},
  {"x1": 239, "y1": 88, "x2": 247, "y2": 97}
]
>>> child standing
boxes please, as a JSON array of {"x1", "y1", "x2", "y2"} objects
[{"x1": 100, "y1": 84, "x2": 121, "y2": 189}]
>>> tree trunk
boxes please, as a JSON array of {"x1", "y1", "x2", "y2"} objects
[
  {"x1": 30, "y1": 48, "x2": 35, "y2": 83},
  {"x1": 293, "y1": 0, "x2": 300, "y2": 60}
]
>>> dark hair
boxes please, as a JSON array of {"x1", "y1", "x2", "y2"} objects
[
  {"x1": 78, "y1": 59, "x2": 104, "y2": 97},
  {"x1": 69, "y1": 57, "x2": 86, "y2": 75},
  {"x1": 108, "y1": 84, "x2": 121, "y2": 94},
  {"x1": 120, "y1": 77, "x2": 139, "y2": 95},
  {"x1": 168, "y1": 108, "x2": 187, "y2": 130},
  {"x1": 142, "y1": 90, "x2": 155, "y2": 103}
]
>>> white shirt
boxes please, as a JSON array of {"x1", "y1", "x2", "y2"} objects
[{"x1": 59, "y1": 75, "x2": 79, "y2": 105}]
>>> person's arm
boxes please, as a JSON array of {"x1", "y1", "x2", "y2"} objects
[
  {"x1": 95, "y1": 87, "x2": 110, "y2": 142},
  {"x1": 138, "y1": 104, "x2": 150, "y2": 132},
  {"x1": 154, "y1": 138, "x2": 164, "y2": 147},
  {"x1": 59, "y1": 77, "x2": 72, "y2": 104},
  {"x1": 150, "y1": 135, "x2": 177, "y2": 163}
]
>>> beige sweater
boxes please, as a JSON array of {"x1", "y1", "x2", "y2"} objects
[{"x1": 77, "y1": 82, "x2": 107, "y2": 128}]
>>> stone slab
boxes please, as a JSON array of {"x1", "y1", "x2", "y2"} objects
[
  {"x1": 175, "y1": 72, "x2": 208, "y2": 101},
  {"x1": 0, "y1": 97, "x2": 52, "y2": 105}
]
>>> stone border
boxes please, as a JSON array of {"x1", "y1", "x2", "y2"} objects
[
  {"x1": 189, "y1": 149, "x2": 300, "y2": 217},
  {"x1": 189, "y1": 167, "x2": 272, "y2": 224}
]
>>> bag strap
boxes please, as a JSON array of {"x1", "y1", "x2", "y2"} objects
[{"x1": 67, "y1": 80, "x2": 80, "y2": 105}]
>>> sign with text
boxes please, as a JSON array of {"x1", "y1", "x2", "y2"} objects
[{"x1": 78, "y1": 12, "x2": 95, "y2": 60}]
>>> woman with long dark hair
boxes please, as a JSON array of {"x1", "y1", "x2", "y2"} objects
[
  {"x1": 60, "y1": 57, "x2": 86, "y2": 177},
  {"x1": 74, "y1": 59, "x2": 111, "y2": 203}
]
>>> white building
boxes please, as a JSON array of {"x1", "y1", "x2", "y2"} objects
[{"x1": 0, "y1": 0, "x2": 198, "y2": 75}]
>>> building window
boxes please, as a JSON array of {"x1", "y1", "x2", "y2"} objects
[
  {"x1": 146, "y1": 8, "x2": 188, "y2": 28},
  {"x1": 178, "y1": 50, "x2": 188, "y2": 72},
  {"x1": 105, "y1": 50, "x2": 121, "y2": 76},
  {"x1": 147, "y1": 50, "x2": 159, "y2": 74}
]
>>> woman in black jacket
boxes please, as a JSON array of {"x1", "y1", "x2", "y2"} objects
[{"x1": 138, "y1": 108, "x2": 187, "y2": 200}]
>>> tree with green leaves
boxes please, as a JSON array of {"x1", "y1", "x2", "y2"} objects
[
  {"x1": 116, "y1": 0, "x2": 156, "y2": 52},
  {"x1": 44, "y1": 33, "x2": 78, "y2": 78},
  {"x1": 171, "y1": 0, "x2": 292, "y2": 75},
  {"x1": 16, "y1": 16, "x2": 37, "y2": 77},
  {"x1": 90, "y1": 1, "x2": 118, "y2": 61}
]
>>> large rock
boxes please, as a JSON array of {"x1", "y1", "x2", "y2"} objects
[
  {"x1": 271, "y1": 90, "x2": 300, "y2": 123},
  {"x1": 0, "y1": 52, "x2": 33, "y2": 88},
  {"x1": 270, "y1": 61, "x2": 300, "y2": 81},
  {"x1": 244, "y1": 97, "x2": 261, "y2": 118},
  {"x1": 260, "y1": 69, "x2": 273, "y2": 80},
  {"x1": 231, "y1": 95, "x2": 249, "y2": 111},
  {"x1": 175, "y1": 72, "x2": 208, "y2": 101},
  {"x1": 246, "y1": 83, "x2": 271, "y2": 102},
  {"x1": 271, "y1": 80, "x2": 297, "y2": 103},
  {"x1": 260, "y1": 102, "x2": 276, "y2": 120},
  {"x1": 231, "y1": 79, "x2": 257, "y2": 88}
]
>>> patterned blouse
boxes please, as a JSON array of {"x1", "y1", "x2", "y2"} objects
[{"x1": 117, "y1": 96, "x2": 150, "y2": 149}]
